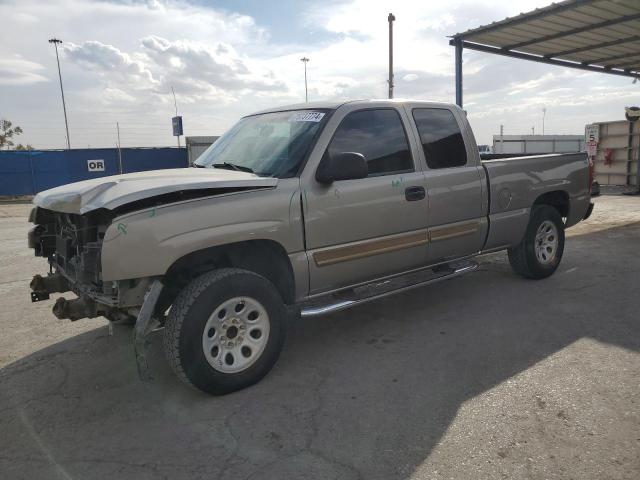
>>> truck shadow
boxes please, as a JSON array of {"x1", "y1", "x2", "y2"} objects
[{"x1": 1, "y1": 221, "x2": 639, "y2": 480}]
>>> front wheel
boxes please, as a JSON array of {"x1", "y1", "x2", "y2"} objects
[
  {"x1": 508, "y1": 205, "x2": 565, "y2": 279},
  {"x1": 164, "y1": 268, "x2": 287, "y2": 395}
]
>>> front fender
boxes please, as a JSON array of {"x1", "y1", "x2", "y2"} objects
[{"x1": 101, "y1": 180, "x2": 303, "y2": 281}]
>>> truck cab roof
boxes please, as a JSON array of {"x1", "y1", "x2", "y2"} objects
[{"x1": 251, "y1": 99, "x2": 463, "y2": 116}]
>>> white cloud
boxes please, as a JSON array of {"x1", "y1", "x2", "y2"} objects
[
  {"x1": 0, "y1": 0, "x2": 638, "y2": 149},
  {"x1": 65, "y1": 40, "x2": 156, "y2": 86},
  {"x1": 60, "y1": 36, "x2": 288, "y2": 107},
  {"x1": 0, "y1": 57, "x2": 48, "y2": 86},
  {"x1": 138, "y1": 36, "x2": 287, "y2": 94}
]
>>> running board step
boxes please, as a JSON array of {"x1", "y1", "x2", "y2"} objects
[{"x1": 299, "y1": 260, "x2": 478, "y2": 317}]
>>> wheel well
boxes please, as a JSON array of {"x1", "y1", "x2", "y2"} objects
[
  {"x1": 159, "y1": 240, "x2": 296, "y2": 311},
  {"x1": 533, "y1": 190, "x2": 569, "y2": 218}
]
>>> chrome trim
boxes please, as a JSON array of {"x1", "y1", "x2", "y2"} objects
[
  {"x1": 300, "y1": 261, "x2": 478, "y2": 317},
  {"x1": 305, "y1": 253, "x2": 477, "y2": 300},
  {"x1": 479, "y1": 245, "x2": 510, "y2": 255}
]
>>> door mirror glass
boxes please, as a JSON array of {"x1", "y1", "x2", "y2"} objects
[{"x1": 316, "y1": 152, "x2": 368, "y2": 184}]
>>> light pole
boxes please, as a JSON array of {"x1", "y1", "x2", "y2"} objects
[
  {"x1": 48, "y1": 38, "x2": 71, "y2": 149},
  {"x1": 171, "y1": 86, "x2": 181, "y2": 148},
  {"x1": 542, "y1": 107, "x2": 546, "y2": 135},
  {"x1": 388, "y1": 13, "x2": 395, "y2": 99},
  {"x1": 300, "y1": 57, "x2": 309, "y2": 102}
]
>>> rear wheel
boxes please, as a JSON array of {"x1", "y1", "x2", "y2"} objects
[
  {"x1": 163, "y1": 268, "x2": 287, "y2": 395},
  {"x1": 508, "y1": 205, "x2": 565, "y2": 279}
]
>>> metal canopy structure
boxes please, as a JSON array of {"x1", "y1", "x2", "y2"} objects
[{"x1": 450, "y1": 0, "x2": 640, "y2": 107}]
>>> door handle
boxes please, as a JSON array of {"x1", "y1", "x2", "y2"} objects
[{"x1": 405, "y1": 186, "x2": 425, "y2": 201}]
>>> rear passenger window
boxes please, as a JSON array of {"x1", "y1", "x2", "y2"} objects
[
  {"x1": 412, "y1": 108, "x2": 467, "y2": 169},
  {"x1": 327, "y1": 109, "x2": 413, "y2": 176}
]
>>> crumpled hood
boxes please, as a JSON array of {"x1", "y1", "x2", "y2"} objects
[{"x1": 33, "y1": 168, "x2": 278, "y2": 214}]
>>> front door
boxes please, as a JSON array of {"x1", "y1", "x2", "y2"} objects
[{"x1": 302, "y1": 106, "x2": 428, "y2": 295}]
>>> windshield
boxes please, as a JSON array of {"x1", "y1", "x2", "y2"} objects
[{"x1": 194, "y1": 109, "x2": 331, "y2": 178}]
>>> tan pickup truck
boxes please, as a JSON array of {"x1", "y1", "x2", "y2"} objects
[{"x1": 28, "y1": 100, "x2": 593, "y2": 394}]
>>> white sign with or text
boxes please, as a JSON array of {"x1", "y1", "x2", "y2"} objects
[
  {"x1": 586, "y1": 141, "x2": 598, "y2": 157},
  {"x1": 585, "y1": 124, "x2": 599, "y2": 143},
  {"x1": 87, "y1": 159, "x2": 105, "y2": 172}
]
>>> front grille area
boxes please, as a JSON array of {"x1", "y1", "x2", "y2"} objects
[
  {"x1": 55, "y1": 212, "x2": 105, "y2": 287},
  {"x1": 30, "y1": 207, "x2": 111, "y2": 293}
]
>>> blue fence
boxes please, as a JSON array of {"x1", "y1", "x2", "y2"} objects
[{"x1": 0, "y1": 147, "x2": 188, "y2": 195}]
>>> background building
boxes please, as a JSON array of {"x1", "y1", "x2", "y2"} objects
[
  {"x1": 492, "y1": 135, "x2": 585, "y2": 155},
  {"x1": 186, "y1": 136, "x2": 219, "y2": 165}
]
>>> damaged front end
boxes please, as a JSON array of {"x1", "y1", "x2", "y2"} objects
[
  {"x1": 28, "y1": 205, "x2": 164, "y2": 379},
  {"x1": 26, "y1": 168, "x2": 280, "y2": 381},
  {"x1": 27, "y1": 206, "x2": 153, "y2": 323}
]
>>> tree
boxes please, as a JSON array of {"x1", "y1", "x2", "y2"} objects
[{"x1": 0, "y1": 119, "x2": 25, "y2": 150}]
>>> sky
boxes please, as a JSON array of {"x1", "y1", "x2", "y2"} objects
[{"x1": 0, "y1": 0, "x2": 638, "y2": 149}]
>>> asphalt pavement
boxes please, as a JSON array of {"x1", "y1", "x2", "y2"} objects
[{"x1": 0, "y1": 195, "x2": 638, "y2": 480}]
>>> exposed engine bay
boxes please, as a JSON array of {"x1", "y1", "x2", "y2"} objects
[{"x1": 28, "y1": 206, "x2": 151, "y2": 322}]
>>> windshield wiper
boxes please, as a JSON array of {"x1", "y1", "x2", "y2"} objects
[{"x1": 211, "y1": 162, "x2": 255, "y2": 174}]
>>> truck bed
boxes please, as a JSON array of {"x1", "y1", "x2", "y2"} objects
[{"x1": 480, "y1": 152, "x2": 591, "y2": 251}]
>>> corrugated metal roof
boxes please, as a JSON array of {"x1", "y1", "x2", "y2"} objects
[{"x1": 452, "y1": 0, "x2": 640, "y2": 77}]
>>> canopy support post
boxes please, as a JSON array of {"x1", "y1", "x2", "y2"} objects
[{"x1": 454, "y1": 38, "x2": 463, "y2": 108}]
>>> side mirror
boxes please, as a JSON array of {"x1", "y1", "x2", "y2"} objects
[{"x1": 315, "y1": 152, "x2": 368, "y2": 184}]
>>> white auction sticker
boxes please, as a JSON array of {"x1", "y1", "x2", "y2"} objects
[{"x1": 289, "y1": 111, "x2": 325, "y2": 122}]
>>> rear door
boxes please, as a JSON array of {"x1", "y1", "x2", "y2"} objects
[
  {"x1": 405, "y1": 105, "x2": 487, "y2": 262},
  {"x1": 301, "y1": 104, "x2": 429, "y2": 295}
]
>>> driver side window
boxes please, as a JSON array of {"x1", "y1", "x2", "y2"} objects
[{"x1": 326, "y1": 109, "x2": 414, "y2": 176}]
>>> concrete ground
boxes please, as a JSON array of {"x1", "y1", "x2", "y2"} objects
[{"x1": 0, "y1": 195, "x2": 639, "y2": 480}]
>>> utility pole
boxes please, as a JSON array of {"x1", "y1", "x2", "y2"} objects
[
  {"x1": 116, "y1": 122, "x2": 123, "y2": 174},
  {"x1": 542, "y1": 107, "x2": 547, "y2": 135},
  {"x1": 388, "y1": 13, "x2": 395, "y2": 99},
  {"x1": 171, "y1": 86, "x2": 180, "y2": 148},
  {"x1": 300, "y1": 57, "x2": 309, "y2": 102},
  {"x1": 48, "y1": 38, "x2": 71, "y2": 149},
  {"x1": 500, "y1": 124, "x2": 504, "y2": 153}
]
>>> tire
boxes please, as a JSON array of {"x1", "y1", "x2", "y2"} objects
[
  {"x1": 508, "y1": 205, "x2": 565, "y2": 279},
  {"x1": 164, "y1": 268, "x2": 287, "y2": 395}
]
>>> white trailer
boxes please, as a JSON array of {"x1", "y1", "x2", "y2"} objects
[
  {"x1": 585, "y1": 120, "x2": 639, "y2": 188},
  {"x1": 185, "y1": 136, "x2": 219, "y2": 165},
  {"x1": 492, "y1": 135, "x2": 585, "y2": 155}
]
